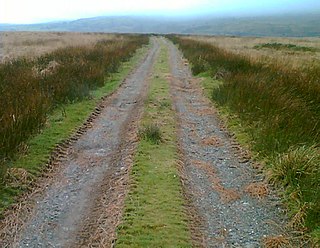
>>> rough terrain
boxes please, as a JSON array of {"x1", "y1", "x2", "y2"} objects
[
  {"x1": 0, "y1": 37, "x2": 288, "y2": 248},
  {"x1": 166, "y1": 39, "x2": 286, "y2": 247},
  {"x1": 0, "y1": 38, "x2": 159, "y2": 248}
]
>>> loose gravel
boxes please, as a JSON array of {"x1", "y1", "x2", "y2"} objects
[
  {"x1": 0, "y1": 37, "x2": 288, "y2": 248},
  {"x1": 1, "y1": 38, "x2": 160, "y2": 248},
  {"x1": 166, "y1": 39, "x2": 287, "y2": 248}
]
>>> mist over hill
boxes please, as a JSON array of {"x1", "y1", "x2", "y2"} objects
[{"x1": 1, "y1": 12, "x2": 320, "y2": 37}]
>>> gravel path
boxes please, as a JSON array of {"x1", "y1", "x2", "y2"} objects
[
  {"x1": 1, "y1": 37, "x2": 288, "y2": 248},
  {"x1": 166, "y1": 39, "x2": 286, "y2": 247},
  {"x1": 1, "y1": 38, "x2": 160, "y2": 248}
]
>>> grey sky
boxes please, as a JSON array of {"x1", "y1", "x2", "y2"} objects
[{"x1": 1, "y1": 0, "x2": 320, "y2": 24}]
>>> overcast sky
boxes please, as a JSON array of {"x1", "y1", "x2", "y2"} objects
[{"x1": 1, "y1": 0, "x2": 320, "y2": 24}]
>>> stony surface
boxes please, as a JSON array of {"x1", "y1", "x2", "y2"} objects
[
  {"x1": 0, "y1": 37, "x2": 288, "y2": 248},
  {"x1": 2, "y1": 38, "x2": 160, "y2": 248},
  {"x1": 166, "y1": 39, "x2": 286, "y2": 248}
]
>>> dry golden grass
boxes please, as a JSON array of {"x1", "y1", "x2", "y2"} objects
[
  {"x1": 245, "y1": 182, "x2": 269, "y2": 199},
  {"x1": 288, "y1": 203, "x2": 308, "y2": 230},
  {"x1": 262, "y1": 235, "x2": 290, "y2": 248},
  {"x1": 201, "y1": 136, "x2": 221, "y2": 146},
  {"x1": 0, "y1": 32, "x2": 117, "y2": 61},
  {"x1": 187, "y1": 35, "x2": 320, "y2": 69},
  {"x1": 5, "y1": 168, "x2": 30, "y2": 186}
]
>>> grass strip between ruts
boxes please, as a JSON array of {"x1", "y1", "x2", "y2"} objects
[{"x1": 116, "y1": 41, "x2": 192, "y2": 247}]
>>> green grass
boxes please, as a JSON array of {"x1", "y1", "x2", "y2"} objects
[
  {"x1": 0, "y1": 35, "x2": 149, "y2": 174},
  {"x1": 199, "y1": 73, "x2": 253, "y2": 152},
  {"x1": 139, "y1": 123, "x2": 162, "y2": 144},
  {"x1": 254, "y1": 43, "x2": 319, "y2": 52},
  {"x1": 199, "y1": 72, "x2": 320, "y2": 245},
  {"x1": 168, "y1": 35, "x2": 319, "y2": 243},
  {"x1": 194, "y1": 57, "x2": 320, "y2": 245},
  {"x1": 116, "y1": 42, "x2": 191, "y2": 247},
  {"x1": 0, "y1": 44, "x2": 149, "y2": 216}
]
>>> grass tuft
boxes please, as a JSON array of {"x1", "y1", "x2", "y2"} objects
[
  {"x1": 262, "y1": 235, "x2": 290, "y2": 248},
  {"x1": 139, "y1": 124, "x2": 162, "y2": 144},
  {"x1": 270, "y1": 146, "x2": 320, "y2": 231}
]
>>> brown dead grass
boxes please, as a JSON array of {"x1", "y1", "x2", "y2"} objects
[
  {"x1": 192, "y1": 160, "x2": 216, "y2": 174},
  {"x1": 192, "y1": 159, "x2": 240, "y2": 203},
  {"x1": 0, "y1": 32, "x2": 117, "y2": 61},
  {"x1": 187, "y1": 35, "x2": 320, "y2": 69},
  {"x1": 288, "y1": 203, "x2": 308, "y2": 230},
  {"x1": 262, "y1": 235, "x2": 290, "y2": 248},
  {"x1": 197, "y1": 108, "x2": 216, "y2": 116},
  {"x1": 245, "y1": 182, "x2": 269, "y2": 199},
  {"x1": 220, "y1": 188, "x2": 240, "y2": 203},
  {"x1": 201, "y1": 136, "x2": 221, "y2": 146},
  {"x1": 5, "y1": 168, "x2": 30, "y2": 186}
]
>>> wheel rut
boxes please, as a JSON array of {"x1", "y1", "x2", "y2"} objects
[
  {"x1": 1, "y1": 37, "x2": 288, "y2": 248},
  {"x1": 1, "y1": 37, "x2": 160, "y2": 248},
  {"x1": 166, "y1": 39, "x2": 286, "y2": 247}
]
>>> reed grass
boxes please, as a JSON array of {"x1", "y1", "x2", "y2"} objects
[{"x1": 167, "y1": 35, "x2": 320, "y2": 242}]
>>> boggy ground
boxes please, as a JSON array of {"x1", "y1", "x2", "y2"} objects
[
  {"x1": 0, "y1": 37, "x2": 160, "y2": 248},
  {"x1": 166, "y1": 39, "x2": 287, "y2": 247}
]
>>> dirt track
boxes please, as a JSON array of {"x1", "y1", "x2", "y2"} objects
[
  {"x1": 1, "y1": 37, "x2": 287, "y2": 247},
  {"x1": 1, "y1": 37, "x2": 159, "y2": 248},
  {"x1": 167, "y1": 39, "x2": 286, "y2": 247}
]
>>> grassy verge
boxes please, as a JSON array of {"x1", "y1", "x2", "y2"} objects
[
  {"x1": 167, "y1": 35, "x2": 319, "y2": 244},
  {"x1": 0, "y1": 35, "x2": 148, "y2": 170},
  {"x1": 0, "y1": 44, "x2": 150, "y2": 216},
  {"x1": 116, "y1": 42, "x2": 192, "y2": 247},
  {"x1": 200, "y1": 72, "x2": 254, "y2": 156},
  {"x1": 200, "y1": 74, "x2": 320, "y2": 245}
]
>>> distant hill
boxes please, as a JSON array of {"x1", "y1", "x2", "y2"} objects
[{"x1": 1, "y1": 13, "x2": 320, "y2": 37}]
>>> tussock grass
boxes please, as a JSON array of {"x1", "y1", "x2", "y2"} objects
[
  {"x1": 139, "y1": 124, "x2": 162, "y2": 144},
  {"x1": 262, "y1": 235, "x2": 290, "y2": 248},
  {"x1": 116, "y1": 41, "x2": 191, "y2": 247},
  {"x1": 270, "y1": 146, "x2": 320, "y2": 232},
  {"x1": 167, "y1": 35, "x2": 320, "y2": 243}
]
